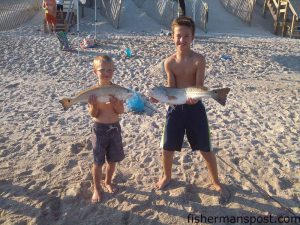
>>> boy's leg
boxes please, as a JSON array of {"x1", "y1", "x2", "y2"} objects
[
  {"x1": 186, "y1": 102, "x2": 231, "y2": 204},
  {"x1": 104, "y1": 162, "x2": 117, "y2": 193},
  {"x1": 92, "y1": 163, "x2": 103, "y2": 203},
  {"x1": 155, "y1": 150, "x2": 174, "y2": 189},
  {"x1": 200, "y1": 151, "x2": 231, "y2": 204},
  {"x1": 200, "y1": 151, "x2": 221, "y2": 189},
  {"x1": 155, "y1": 106, "x2": 184, "y2": 189}
]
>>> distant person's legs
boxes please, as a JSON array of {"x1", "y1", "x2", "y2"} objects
[
  {"x1": 57, "y1": 4, "x2": 64, "y2": 18},
  {"x1": 179, "y1": 0, "x2": 186, "y2": 16},
  {"x1": 52, "y1": 18, "x2": 56, "y2": 33},
  {"x1": 44, "y1": 16, "x2": 49, "y2": 33},
  {"x1": 51, "y1": 14, "x2": 57, "y2": 33},
  {"x1": 46, "y1": 14, "x2": 56, "y2": 33}
]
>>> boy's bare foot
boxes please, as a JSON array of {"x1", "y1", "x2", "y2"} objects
[
  {"x1": 154, "y1": 177, "x2": 171, "y2": 190},
  {"x1": 91, "y1": 189, "x2": 102, "y2": 203},
  {"x1": 104, "y1": 183, "x2": 118, "y2": 193}
]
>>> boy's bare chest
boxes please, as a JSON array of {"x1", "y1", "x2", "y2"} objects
[{"x1": 172, "y1": 62, "x2": 197, "y2": 82}]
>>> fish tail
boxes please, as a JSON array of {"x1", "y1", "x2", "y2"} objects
[
  {"x1": 59, "y1": 98, "x2": 72, "y2": 111},
  {"x1": 211, "y1": 88, "x2": 230, "y2": 106}
]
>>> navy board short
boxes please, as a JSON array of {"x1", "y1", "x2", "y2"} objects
[
  {"x1": 91, "y1": 122, "x2": 125, "y2": 165},
  {"x1": 161, "y1": 101, "x2": 211, "y2": 152}
]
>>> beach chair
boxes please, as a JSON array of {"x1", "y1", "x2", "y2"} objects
[{"x1": 56, "y1": 31, "x2": 76, "y2": 52}]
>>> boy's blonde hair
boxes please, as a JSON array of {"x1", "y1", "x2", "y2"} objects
[
  {"x1": 171, "y1": 16, "x2": 195, "y2": 36},
  {"x1": 93, "y1": 55, "x2": 113, "y2": 70}
]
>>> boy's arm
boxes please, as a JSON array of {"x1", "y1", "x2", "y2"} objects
[
  {"x1": 186, "y1": 55, "x2": 206, "y2": 105},
  {"x1": 150, "y1": 58, "x2": 175, "y2": 103},
  {"x1": 164, "y1": 58, "x2": 176, "y2": 87},
  {"x1": 195, "y1": 55, "x2": 206, "y2": 87}
]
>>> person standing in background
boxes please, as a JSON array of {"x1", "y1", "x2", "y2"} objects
[
  {"x1": 56, "y1": 0, "x2": 64, "y2": 19},
  {"x1": 178, "y1": 0, "x2": 186, "y2": 16},
  {"x1": 43, "y1": 0, "x2": 57, "y2": 33}
]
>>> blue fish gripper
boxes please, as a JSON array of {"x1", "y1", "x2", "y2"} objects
[{"x1": 126, "y1": 92, "x2": 145, "y2": 112}]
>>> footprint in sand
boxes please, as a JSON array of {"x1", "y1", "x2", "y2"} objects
[
  {"x1": 70, "y1": 142, "x2": 85, "y2": 154},
  {"x1": 0, "y1": 148, "x2": 9, "y2": 157},
  {"x1": 42, "y1": 164, "x2": 55, "y2": 172},
  {"x1": 0, "y1": 136, "x2": 9, "y2": 143},
  {"x1": 40, "y1": 196, "x2": 61, "y2": 221},
  {"x1": 186, "y1": 184, "x2": 202, "y2": 203},
  {"x1": 37, "y1": 143, "x2": 46, "y2": 151},
  {"x1": 18, "y1": 170, "x2": 33, "y2": 177},
  {"x1": 266, "y1": 182, "x2": 277, "y2": 195},
  {"x1": 5, "y1": 82, "x2": 20, "y2": 89},
  {"x1": 79, "y1": 181, "x2": 92, "y2": 200},
  {"x1": 278, "y1": 177, "x2": 293, "y2": 190},
  {"x1": 47, "y1": 116, "x2": 57, "y2": 124},
  {"x1": 66, "y1": 159, "x2": 78, "y2": 169}
]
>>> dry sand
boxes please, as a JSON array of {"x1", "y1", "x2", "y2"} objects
[{"x1": 0, "y1": 1, "x2": 299, "y2": 225}]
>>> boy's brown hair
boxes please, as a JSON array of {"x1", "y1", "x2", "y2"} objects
[
  {"x1": 93, "y1": 55, "x2": 113, "y2": 70},
  {"x1": 171, "y1": 16, "x2": 195, "y2": 36}
]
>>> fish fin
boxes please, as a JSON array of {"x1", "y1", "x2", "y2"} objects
[
  {"x1": 191, "y1": 86, "x2": 209, "y2": 91},
  {"x1": 200, "y1": 86, "x2": 209, "y2": 91},
  {"x1": 75, "y1": 83, "x2": 119, "y2": 97},
  {"x1": 59, "y1": 98, "x2": 72, "y2": 111},
  {"x1": 167, "y1": 95, "x2": 177, "y2": 100},
  {"x1": 211, "y1": 88, "x2": 230, "y2": 106},
  {"x1": 76, "y1": 85, "x2": 99, "y2": 96}
]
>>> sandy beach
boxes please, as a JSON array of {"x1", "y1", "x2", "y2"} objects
[{"x1": 0, "y1": 1, "x2": 299, "y2": 224}]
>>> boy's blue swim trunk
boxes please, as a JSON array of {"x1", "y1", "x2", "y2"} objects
[{"x1": 161, "y1": 101, "x2": 211, "y2": 152}]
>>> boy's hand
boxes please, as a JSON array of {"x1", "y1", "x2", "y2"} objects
[
  {"x1": 186, "y1": 98, "x2": 198, "y2": 105},
  {"x1": 109, "y1": 95, "x2": 123, "y2": 105},
  {"x1": 109, "y1": 95, "x2": 124, "y2": 114},
  {"x1": 150, "y1": 97, "x2": 159, "y2": 103},
  {"x1": 88, "y1": 95, "x2": 98, "y2": 106}
]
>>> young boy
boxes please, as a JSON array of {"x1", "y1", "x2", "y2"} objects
[
  {"x1": 153, "y1": 16, "x2": 230, "y2": 204},
  {"x1": 88, "y1": 55, "x2": 125, "y2": 203},
  {"x1": 43, "y1": 0, "x2": 57, "y2": 33}
]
